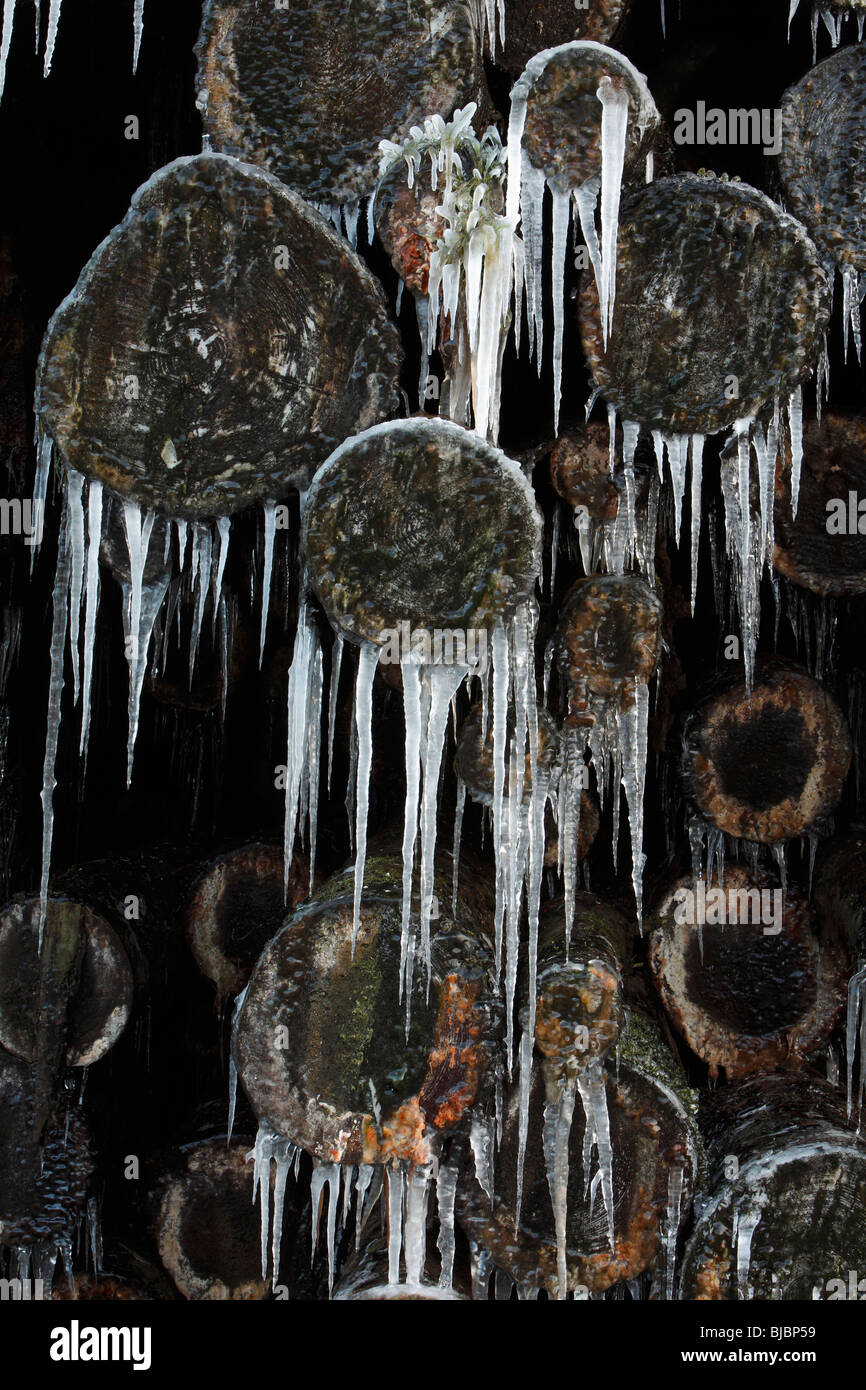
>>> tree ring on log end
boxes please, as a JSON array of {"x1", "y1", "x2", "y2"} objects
[
  {"x1": 195, "y1": 0, "x2": 484, "y2": 208},
  {"x1": 0, "y1": 894, "x2": 133, "y2": 1068},
  {"x1": 303, "y1": 419, "x2": 542, "y2": 648},
  {"x1": 579, "y1": 175, "x2": 831, "y2": 436},
  {"x1": 36, "y1": 154, "x2": 402, "y2": 519},
  {"x1": 774, "y1": 411, "x2": 866, "y2": 595},
  {"x1": 554, "y1": 574, "x2": 662, "y2": 701},
  {"x1": 683, "y1": 664, "x2": 851, "y2": 842},
  {"x1": 648, "y1": 868, "x2": 847, "y2": 1079},
  {"x1": 496, "y1": 0, "x2": 629, "y2": 77},
  {"x1": 517, "y1": 42, "x2": 660, "y2": 195},
  {"x1": 235, "y1": 857, "x2": 497, "y2": 1166},
  {"x1": 779, "y1": 45, "x2": 866, "y2": 272}
]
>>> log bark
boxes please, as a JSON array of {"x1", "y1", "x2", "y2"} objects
[
  {"x1": 683, "y1": 661, "x2": 852, "y2": 843},
  {"x1": 680, "y1": 1072, "x2": 866, "y2": 1300},
  {"x1": 235, "y1": 849, "x2": 498, "y2": 1167},
  {"x1": 774, "y1": 411, "x2": 866, "y2": 596},
  {"x1": 456, "y1": 1007, "x2": 700, "y2": 1295},
  {"x1": 648, "y1": 865, "x2": 848, "y2": 1079},
  {"x1": 579, "y1": 175, "x2": 831, "y2": 435},
  {"x1": 184, "y1": 842, "x2": 309, "y2": 1004},
  {"x1": 303, "y1": 418, "x2": 541, "y2": 647},
  {"x1": 36, "y1": 153, "x2": 402, "y2": 519},
  {"x1": 155, "y1": 1138, "x2": 283, "y2": 1299},
  {"x1": 195, "y1": 0, "x2": 484, "y2": 208},
  {"x1": 515, "y1": 41, "x2": 661, "y2": 194},
  {"x1": 779, "y1": 44, "x2": 866, "y2": 272},
  {"x1": 496, "y1": 0, "x2": 629, "y2": 77}
]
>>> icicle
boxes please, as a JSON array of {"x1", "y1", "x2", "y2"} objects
[
  {"x1": 133, "y1": 0, "x2": 144, "y2": 72},
  {"x1": 419, "y1": 664, "x2": 466, "y2": 990},
  {"x1": 436, "y1": 1160, "x2": 458, "y2": 1291},
  {"x1": 470, "y1": 1114, "x2": 494, "y2": 1202},
  {"x1": 733, "y1": 1207, "x2": 761, "y2": 1299},
  {"x1": 38, "y1": 499, "x2": 70, "y2": 946},
  {"x1": 326, "y1": 633, "x2": 343, "y2": 795},
  {"x1": 491, "y1": 622, "x2": 509, "y2": 981},
  {"x1": 79, "y1": 477, "x2": 102, "y2": 759},
  {"x1": 788, "y1": 386, "x2": 803, "y2": 519},
  {"x1": 121, "y1": 503, "x2": 166, "y2": 786},
  {"x1": 842, "y1": 264, "x2": 862, "y2": 364},
  {"x1": 846, "y1": 965, "x2": 866, "y2": 1120},
  {"x1": 403, "y1": 1166, "x2": 431, "y2": 1286},
  {"x1": 31, "y1": 426, "x2": 52, "y2": 570},
  {"x1": 664, "y1": 1164, "x2": 684, "y2": 1300},
  {"x1": 576, "y1": 1059, "x2": 615, "y2": 1254},
  {"x1": 596, "y1": 77, "x2": 630, "y2": 348},
  {"x1": 617, "y1": 679, "x2": 649, "y2": 925},
  {"x1": 551, "y1": 187, "x2": 570, "y2": 434},
  {"x1": 212, "y1": 516, "x2": 230, "y2": 619},
  {"x1": 283, "y1": 594, "x2": 322, "y2": 896},
  {"x1": 788, "y1": 0, "x2": 801, "y2": 40},
  {"x1": 689, "y1": 435, "x2": 704, "y2": 613},
  {"x1": 351, "y1": 643, "x2": 379, "y2": 953},
  {"x1": 43, "y1": 0, "x2": 60, "y2": 75},
  {"x1": 386, "y1": 1164, "x2": 404, "y2": 1284},
  {"x1": 543, "y1": 1074, "x2": 578, "y2": 1299},
  {"x1": 0, "y1": 0, "x2": 15, "y2": 100},
  {"x1": 65, "y1": 469, "x2": 85, "y2": 704},
  {"x1": 399, "y1": 656, "x2": 423, "y2": 997},
  {"x1": 452, "y1": 776, "x2": 466, "y2": 917},
  {"x1": 660, "y1": 0, "x2": 666, "y2": 36},
  {"x1": 259, "y1": 500, "x2": 276, "y2": 667},
  {"x1": 227, "y1": 985, "x2": 248, "y2": 1145},
  {"x1": 188, "y1": 525, "x2": 212, "y2": 684},
  {"x1": 306, "y1": 640, "x2": 324, "y2": 891}
]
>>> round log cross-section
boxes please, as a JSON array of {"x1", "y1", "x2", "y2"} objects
[
  {"x1": 680, "y1": 1073, "x2": 866, "y2": 1300},
  {"x1": 774, "y1": 411, "x2": 866, "y2": 596},
  {"x1": 36, "y1": 153, "x2": 402, "y2": 519},
  {"x1": 779, "y1": 44, "x2": 866, "y2": 272},
  {"x1": 516, "y1": 41, "x2": 660, "y2": 194},
  {"x1": 195, "y1": 0, "x2": 484, "y2": 208},
  {"x1": 303, "y1": 419, "x2": 542, "y2": 648},
  {"x1": 683, "y1": 663, "x2": 852, "y2": 843},
  {"x1": 554, "y1": 574, "x2": 662, "y2": 703},
  {"x1": 648, "y1": 867, "x2": 848, "y2": 1079},
  {"x1": 235, "y1": 855, "x2": 498, "y2": 1167},
  {"x1": 0, "y1": 894, "x2": 133, "y2": 1069},
  {"x1": 185, "y1": 843, "x2": 309, "y2": 1004},
  {"x1": 155, "y1": 1139, "x2": 285, "y2": 1300},
  {"x1": 497, "y1": 0, "x2": 629, "y2": 76},
  {"x1": 456, "y1": 1010, "x2": 699, "y2": 1295},
  {"x1": 579, "y1": 175, "x2": 831, "y2": 436}
]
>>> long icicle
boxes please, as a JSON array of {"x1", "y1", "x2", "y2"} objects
[
  {"x1": 38, "y1": 495, "x2": 70, "y2": 946},
  {"x1": 79, "y1": 478, "x2": 103, "y2": 761},
  {"x1": 351, "y1": 643, "x2": 379, "y2": 953}
]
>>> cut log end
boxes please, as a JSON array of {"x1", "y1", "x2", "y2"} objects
[
  {"x1": 554, "y1": 574, "x2": 662, "y2": 703},
  {"x1": 774, "y1": 411, "x2": 866, "y2": 596}
]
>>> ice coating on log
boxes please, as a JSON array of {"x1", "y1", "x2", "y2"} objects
[{"x1": 36, "y1": 153, "x2": 402, "y2": 518}]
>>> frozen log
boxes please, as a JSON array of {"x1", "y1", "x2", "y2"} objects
[
  {"x1": 550, "y1": 422, "x2": 624, "y2": 523},
  {"x1": 554, "y1": 574, "x2": 662, "y2": 705},
  {"x1": 184, "y1": 843, "x2": 310, "y2": 1004},
  {"x1": 778, "y1": 44, "x2": 866, "y2": 274},
  {"x1": 497, "y1": 0, "x2": 629, "y2": 76},
  {"x1": 0, "y1": 894, "x2": 133, "y2": 1074},
  {"x1": 155, "y1": 1138, "x2": 286, "y2": 1299},
  {"x1": 303, "y1": 419, "x2": 541, "y2": 648},
  {"x1": 195, "y1": 0, "x2": 484, "y2": 209},
  {"x1": 35, "y1": 153, "x2": 402, "y2": 519},
  {"x1": 515, "y1": 41, "x2": 661, "y2": 194},
  {"x1": 456, "y1": 1008, "x2": 700, "y2": 1295},
  {"x1": 530, "y1": 892, "x2": 630, "y2": 1076},
  {"x1": 579, "y1": 174, "x2": 831, "y2": 435},
  {"x1": 648, "y1": 866, "x2": 848, "y2": 1079},
  {"x1": 774, "y1": 411, "x2": 866, "y2": 596},
  {"x1": 683, "y1": 662, "x2": 852, "y2": 843},
  {"x1": 235, "y1": 851, "x2": 498, "y2": 1166},
  {"x1": 679, "y1": 1072, "x2": 866, "y2": 1300}
]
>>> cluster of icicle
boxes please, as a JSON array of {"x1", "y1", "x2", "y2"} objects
[
  {"x1": 377, "y1": 104, "x2": 516, "y2": 442},
  {"x1": 0, "y1": 0, "x2": 146, "y2": 100},
  {"x1": 506, "y1": 44, "x2": 656, "y2": 434},
  {"x1": 31, "y1": 430, "x2": 284, "y2": 943},
  {"x1": 788, "y1": 0, "x2": 866, "y2": 57},
  {"x1": 247, "y1": 1120, "x2": 468, "y2": 1297}
]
